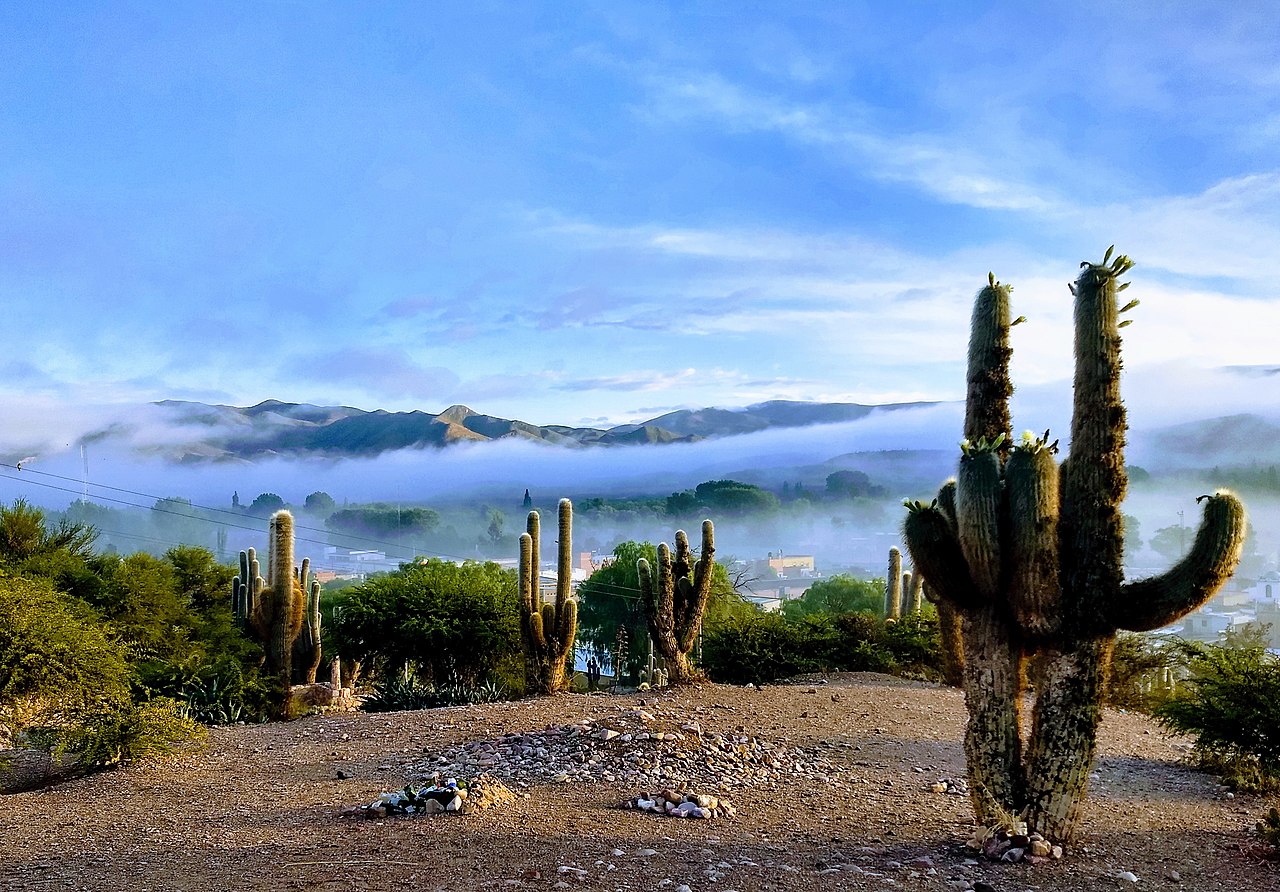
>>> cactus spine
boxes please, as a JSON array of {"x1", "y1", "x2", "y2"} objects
[
  {"x1": 902, "y1": 256, "x2": 1246, "y2": 843},
  {"x1": 233, "y1": 510, "x2": 320, "y2": 707},
  {"x1": 637, "y1": 520, "x2": 715, "y2": 686},
  {"x1": 518, "y1": 498, "x2": 578, "y2": 695}
]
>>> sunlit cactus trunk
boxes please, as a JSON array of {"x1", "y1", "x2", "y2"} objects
[
  {"x1": 902, "y1": 256, "x2": 1246, "y2": 844},
  {"x1": 638, "y1": 520, "x2": 715, "y2": 685},
  {"x1": 518, "y1": 499, "x2": 578, "y2": 695}
]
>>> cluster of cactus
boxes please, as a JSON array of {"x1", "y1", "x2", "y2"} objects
[
  {"x1": 885, "y1": 546, "x2": 963, "y2": 685},
  {"x1": 637, "y1": 520, "x2": 715, "y2": 686},
  {"x1": 232, "y1": 510, "x2": 323, "y2": 705},
  {"x1": 884, "y1": 546, "x2": 924, "y2": 618},
  {"x1": 518, "y1": 498, "x2": 578, "y2": 695},
  {"x1": 902, "y1": 253, "x2": 1246, "y2": 843}
]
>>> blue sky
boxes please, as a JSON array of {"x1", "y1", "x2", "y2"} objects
[{"x1": 2, "y1": 1, "x2": 1278, "y2": 439}]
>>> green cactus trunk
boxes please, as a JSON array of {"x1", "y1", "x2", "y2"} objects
[
  {"x1": 637, "y1": 520, "x2": 715, "y2": 686},
  {"x1": 518, "y1": 499, "x2": 578, "y2": 695},
  {"x1": 902, "y1": 258, "x2": 1246, "y2": 844}
]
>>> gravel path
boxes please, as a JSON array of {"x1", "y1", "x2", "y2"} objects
[{"x1": 2, "y1": 673, "x2": 1277, "y2": 891}]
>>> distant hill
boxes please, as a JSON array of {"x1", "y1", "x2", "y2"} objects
[{"x1": 132, "y1": 398, "x2": 938, "y2": 462}]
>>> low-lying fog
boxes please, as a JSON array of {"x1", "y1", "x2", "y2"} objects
[{"x1": 2, "y1": 364, "x2": 1278, "y2": 579}]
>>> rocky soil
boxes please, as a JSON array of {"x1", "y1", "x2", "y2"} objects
[{"x1": 2, "y1": 673, "x2": 1277, "y2": 892}]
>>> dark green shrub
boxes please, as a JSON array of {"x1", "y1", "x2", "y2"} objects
[
  {"x1": 702, "y1": 613, "x2": 812, "y2": 684},
  {"x1": 881, "y1": 613, "x2": 943, "y2": 679},
  {"x1": 328, "y1": 559, "x2": 520, "y2": 687},
  {"x1": 1156, "y1": 640, "x2": 1280, "y2": 792}
]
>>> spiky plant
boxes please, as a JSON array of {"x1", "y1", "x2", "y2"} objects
[
  {"x1": 902, "y1": 254, "x2": 1246, "y2": 844},
  {"x1": 232, "y1": 510, "x2": 318, "y2": 709},
  {"x1": 518, "y1": 498, "x2": 578, "y2": 695},
  {"x1": 637, "y1": 520, "x2": 715, "y2": 685}
]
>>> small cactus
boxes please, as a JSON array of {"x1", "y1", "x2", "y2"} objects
[
  {"x1": 885, "y1": 547, "x2": 903, "y2": 619},
  {"x1": 637, "y1": 520, "x2": 715, "y2": 685},
  {"x1": 518, "y1": 499, "x2": 578, "y2": 695}
]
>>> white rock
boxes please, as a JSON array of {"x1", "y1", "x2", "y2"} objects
[{"x1": 1117, "y1": 871, "x2": 1139, "y2": 883}]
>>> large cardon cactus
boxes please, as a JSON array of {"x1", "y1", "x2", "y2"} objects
[
  {"x1": 902, "y1": 252, "x2": 1246, "y2": 844},
  {"x1": 637, "y1": 520, "x2": 715, "y2": 685},
  {"x1": 519, "y1": 498, "x2": 578, "y2": 694},
  {"x1": 232, "y1": 510, "x2": 323, "y2": 704}
]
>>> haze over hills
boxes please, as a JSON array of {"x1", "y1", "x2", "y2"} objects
[{"x1": 145, "y1": 398, "x2": 937, "y2": 462}]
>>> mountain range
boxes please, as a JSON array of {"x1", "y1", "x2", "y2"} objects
[{"x1": 147, "y1": 398, "x2": 936, "y2": 462}]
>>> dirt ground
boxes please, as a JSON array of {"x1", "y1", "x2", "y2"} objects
[{"x1": 2, "y1": 673, "x2": 1277, "y2": 892}]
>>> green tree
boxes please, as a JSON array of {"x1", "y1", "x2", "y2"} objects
[
  {"x1": 326, "y1": 505, "x2": 441, "y2": 539},
  {"x1": 666, "y1": 480, "x2": 779, "y2": 516},
  {"x1": 824, "y1": 470, "x2": 882, "y2": 499},
  {"x1": 304, "y1": 491, "x2": 337, "y2": 515},
  {"x1": 1149, "y1": 524, "x2": 1189, "y2": 562},
  {"x1": 247, "y1": 493, "x2": 286, "y2": 517},
  {"x1": 486, "y1": 508, "x2": 505, "y2": 544},
  {"x1": 327, "y1": 559, "x2": 519, "y2": 687},
  {"x1": 781, "y1": 574, "x2": 885, "y2": 621},
  {"x1": 0, "y1": 573, "x2": 131, "y2": 741},
  {"x1": 0, "y1": 499, "x2": 98, "y2": 565}
]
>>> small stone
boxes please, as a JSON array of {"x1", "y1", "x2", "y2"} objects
[
  {"x1": 1116, "y1": 871, "x2": 1139, "y2": 883},
  {"x1": 1164, "y1": 869, "x2": 1181, "y2": 882},
  {"x1": 445, "y1": 795, "x2": 463, "y2": 812},
  {"x1": 1029, "y1": 839, "x2": 1052, "y2": 858}
]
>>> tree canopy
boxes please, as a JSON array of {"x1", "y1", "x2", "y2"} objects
[
  {"x1": 781, "y1": 574, "x2": 885, "y2": 621},
  {"x1": 327, "y1": 559, "x2": 519, "y2": 686}
]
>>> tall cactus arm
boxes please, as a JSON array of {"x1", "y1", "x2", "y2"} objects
[
  {"x1": 555, "y1": 499, "x2": 572, "y2": 620},
  {"x1": 937, "y1": 479, "x2": 958, "y2": 530},
  {"x1": 965, "y1": 275, "x2": 1015, "y2": 446},
  {"x1": 1005, "y1": 437, "x2": 1062, "y2": 639},
  {"x1": 554, "y1": 599, "x2": 578, "y2": 664},
  {"x1": 675, "y1": 520, "x2": 715, "y2": 653},
  {"x1": 957, "y1": 449, "x2": 1004, "y2": 600},
  {"x1": 519, "y1": 532, "x2": 546, "y2": 648},
  {"x1": 1060, "y1": 251, "x2": 1132, "y2": 624},
  {"x1": 1109, "y1": 491, "x2": 1247, "y2": 632},
  {"x1": 902, "y1": 502, "x2": 983, "y2": 610}
]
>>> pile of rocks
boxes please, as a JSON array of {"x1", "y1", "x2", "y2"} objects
[
  {"x1": 347, "y1": 773, "x2": 514, "y2": 819},
  {"x1": 410, "y1": 705, "x2": 849, "y2": 793},
  {"x1": 621, "y1": 788, "x2": 736, "y2": 819},
  {"x1": 928, "y1": 777, "x2": 969, "y2": 796},
  {"x1": 967, "y1": 824, "x2": 1064, "y2": 863}
]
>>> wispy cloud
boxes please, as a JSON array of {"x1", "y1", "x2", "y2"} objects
[{"x1": 644, "y1": 73, "x2": 1060, "y2": 213}]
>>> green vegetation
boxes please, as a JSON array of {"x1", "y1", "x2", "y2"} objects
[
  {"x1": 0, "y1": 502, "x2": 249, "y2": 786},
  {"x1": 326, "y1": 505, "x2": 442, "y2": 540},
  {"x1": 702, "y1": 610, "x2": 942, "y2": 685},
  {"x1": 327, "y1": 558, "x2": 521, "y2": 693},
  {"x1": 780, "y1": 573, "x2": 884, "y2": 620},
  {"x1": 666, "y1": 480, "x2": 779, "y2": 517},
  {"x1": 1155, "y1": 638, "x2": 1280, "y2": 794}
]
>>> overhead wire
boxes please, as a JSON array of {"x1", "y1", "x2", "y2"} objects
[{"x1": 0, "y1": 461, "x2": 664, "y2": 596}]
